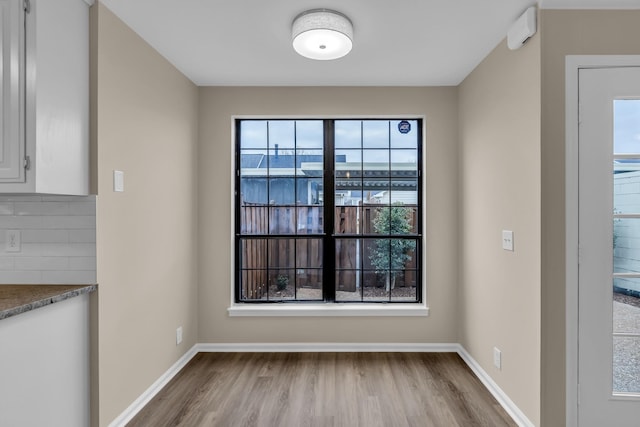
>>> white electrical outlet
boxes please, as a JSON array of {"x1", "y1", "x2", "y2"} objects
[
  {"x1": 5, "y1": 230, "x2": 21, "y2": 253},
  {"x1": 493, "y1": 347, "x2": 502, "y2": 370},
  {"x1": 176, "y1": 326, "x2": 183, "y2": 345}
]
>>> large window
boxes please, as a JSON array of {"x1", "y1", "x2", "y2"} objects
[{"x1": 235, "y1": 119, "x2": 423, "y2": 304}]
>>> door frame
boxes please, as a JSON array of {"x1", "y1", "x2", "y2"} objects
[{"x1": 565, "y1": 55, "x2": 640, "y2": 427}]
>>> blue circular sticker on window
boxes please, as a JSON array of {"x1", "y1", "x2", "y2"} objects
[{"x1": 398, "y1": 120, "x2": 411, "y2": 134}]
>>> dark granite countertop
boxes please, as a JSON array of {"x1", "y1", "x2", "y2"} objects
[{"x1": 0, "y1": 284, "x2": 96, "y2": 321}]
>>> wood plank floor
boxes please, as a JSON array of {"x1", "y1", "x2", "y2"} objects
[{"x1": 127, "y1": 352, "x2": 517, "y2": 427}]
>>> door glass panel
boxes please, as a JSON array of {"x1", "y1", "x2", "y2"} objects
[
  {"x1": 614, "y1": 168, "x2": 640, "y2": 215},
  {"x1": 613, "y1": 336, "x2": 640, "y2": 394},
  {"x1": 613, "y1": 218, "x2": 640, "y2": 274},
  {"x1": 612, "y1": 100, "x2": 640, "y2": 396},
  {"x1": 614, "y1": 100, "x2": 640, "y2": 154},
  {"x1": 613, "y1": 283, "x2": 640, "y2": 335}
]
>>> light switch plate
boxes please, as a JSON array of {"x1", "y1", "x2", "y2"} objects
[
  {"x1": 502, "y1": 230, "x2": 514, "y2": 251},
  {"x1": 113, "y1": 170, "x2": 124, "y2": 192}
]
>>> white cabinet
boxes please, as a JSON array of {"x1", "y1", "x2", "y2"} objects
[
  {"x1": 0, "y1": 0, "x2": 24, "y2": 183},
  {"x1": 0, "y1": 0, "x2": 92, "y2": 195},
  {"x1": 0, "y1": 294, "x2": 91, "y2": 427}
]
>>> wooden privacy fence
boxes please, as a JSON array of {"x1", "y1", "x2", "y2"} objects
[
  {"x1": 240, "y1": 205, "x2": 323, "y2": 234},
  {"x1": 240, "y1": 203, "x2": 417, "y2": 299}
]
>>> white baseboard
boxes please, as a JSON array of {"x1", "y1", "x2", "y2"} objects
[
  {"x1": 456, "y1": 345, "x2": 535, "y2": 427},
  {"x1": 195, "y1": 342, "x2": 459, "y2": 353},
  {"x1": 109, "y1": 342, "x2": 534, "y2": 427},
  {"x1": 107, "y1": 344, "x2": 199, "y2": 427}
]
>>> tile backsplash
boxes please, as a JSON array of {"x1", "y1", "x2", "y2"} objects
[{"x1": 0, "y1": 195, "x2": 96, "y2": 284}]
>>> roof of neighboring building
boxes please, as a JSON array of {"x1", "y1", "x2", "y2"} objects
[{"x1": 241, "y1": 154, "x2": 345, "y2": 169}]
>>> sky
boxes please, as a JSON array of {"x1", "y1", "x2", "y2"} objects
[
  {"x1": 614, "y1": 100, "x2": 640, "y2": 155},
  {"x1": 241, "y1": 109, "x2": 640, "y2": 159},
  {"x1": 240, "y1": 119, "x2": 419, "y2": 164}
]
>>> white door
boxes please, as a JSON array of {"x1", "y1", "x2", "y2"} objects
[{"x1": 579, "y1": 67, "x2": 640, "y2": 426}]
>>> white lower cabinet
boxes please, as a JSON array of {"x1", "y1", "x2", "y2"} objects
[{"x1": 0, "y1": 294, "x2": 91, "y2": 427}]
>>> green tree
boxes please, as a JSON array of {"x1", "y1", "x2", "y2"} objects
[{"x1": 369, "y1": 204, "x2": 416, "y2": 291}]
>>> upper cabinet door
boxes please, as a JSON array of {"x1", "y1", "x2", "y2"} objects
[
  {"x1": 0, "y1": 0, "x2": 24, "y2": 182},
  {"x1": 0, "y1": 0, "x2": 90, "y2": 195}
]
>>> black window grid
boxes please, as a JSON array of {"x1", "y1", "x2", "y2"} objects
[{"x1": 235, "y1": 119, "x2": 423, "y2": 304}]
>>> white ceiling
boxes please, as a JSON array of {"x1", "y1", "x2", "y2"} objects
[{"x1": 99, "y1": 0, "x2": 640, "y2": 87}]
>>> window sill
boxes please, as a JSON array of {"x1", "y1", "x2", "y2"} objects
[{"x1": 227, "y1": 303, "x2": 429, "y2": 317}]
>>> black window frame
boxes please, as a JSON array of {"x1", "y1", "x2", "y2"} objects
[{"x1": 234, "y1": 118, "x2": 423, "y2": 304}]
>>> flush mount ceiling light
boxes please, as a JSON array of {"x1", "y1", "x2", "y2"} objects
[{"x1": 292, "y1": 9, "x2": 353, "y2": 60}]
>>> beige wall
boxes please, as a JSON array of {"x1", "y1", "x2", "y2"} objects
[
  {"x1": 87, "y1": 6, "x2": 640, "y2": 426},
  {"x1": 93, "y1": 3, "x2": 199, "y2": 425},
  {"x1": 539, "y1": 10, "x2": 640, "y2": 427},
  {"x1": 458, "y1": 33, "x2": 542, "y2": 425},
  {"x1": 197, "y1": 87, "x2": 459, "y2": 344}
]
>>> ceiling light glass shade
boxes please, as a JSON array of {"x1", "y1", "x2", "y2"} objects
[{"x1": 292, "y1": 9, "x2": 353, "y2": 60}]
